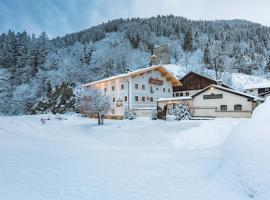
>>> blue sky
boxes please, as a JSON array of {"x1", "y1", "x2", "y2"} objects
[{"x1": 0, "y1": 0, "x2": 270, "y2": 38}]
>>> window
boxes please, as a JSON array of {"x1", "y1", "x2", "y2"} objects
[
  {"x1": 186, "y1": 92, "x2": 189, "y2": 96},
  {"x1": 180, "y1": 93, "x2": 183, "y2": 96},
  {"x1": 176, "y1": 93, "x2": 179, "y2": 97},
  {"x1": 156, "y1": 87, "x2": 159, "y2": 91},
  {"x1": 112, "y1": 86, "x2": 115, "y2": 91},
  {"x1": 142, "y1": 96, "x2": 145, "y2": 101},
  {"x1": 168, "y1": 88, "x2": 170, "y2": 93},
  {"x1": 250, "y1": 89, "x2": 253, "y2": 92},
  {"x1": 234, "y1": 104, "x2": 242, "y2": 111},
  {"x1": 112, "y1": 97, "x2": 115, "y2": 102},
  {"x1": 135, "y1": 96, "x2": 138, "y2": 101},
  {"x1": 220, "y1": 105, "x2": 227, "y2": 111},
  {"x1": 150, "y1": 86, "x2": 154, "y2": 93},
  {"x1": 135, "y1": 84, "x2": 138, "y2": 89},
  {"x1": 163, "y1": 88, "x2": 166, "y2": 92},
  {"x1": 150, "y1": 97, "x2": 153, "y2": 102},
  {"x1": 112, "y1": 109, "x2": 115, "y2": 114},
  {"x1": 104, "y1": 88, "x2": 107, "y2": 92},
  {"x1": 142, "y1": 85, "x2": 145, "y2": 90},
  {"x1": 124, "y1": 96, "x2": 128, "y2": 101},
  {"x1": 121, "y1": 84, "x2": 124, "y2": 89}
]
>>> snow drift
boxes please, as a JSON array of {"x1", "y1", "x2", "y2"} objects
[
  {"x1": 174, "y1": 120, "x2": 237, "y2": 149},
  {"x1": 222, "y1": 97, "x2": 270, "y2": 199}
]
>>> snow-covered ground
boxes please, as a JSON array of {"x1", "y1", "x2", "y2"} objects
[{"x1": 0, "y1": 100, "x2": 270, "y2": 200}]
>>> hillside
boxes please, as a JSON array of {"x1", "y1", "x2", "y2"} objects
[{"x1": 1, "y1": 15, "x2": 270, "y2": 114}]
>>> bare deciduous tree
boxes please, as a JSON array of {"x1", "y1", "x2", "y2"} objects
[{"x1": 79, "y1": 88, "x2": 110, "y2": 125}]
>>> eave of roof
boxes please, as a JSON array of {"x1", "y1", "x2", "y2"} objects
[
  {"x1": 180, "y1": 71, "x2": 232, "y2": 89},
  {"x1": 157, "y1": 96, "x2": 192, "y2": 102},
  {"x1": 192, "y1": 84, "x2": 264, "y2": 102},
  {"x1": 244, "y1": 82, "x2": 270, "y2": 90},
  {"x1": 82, "y1": 65, "x2": 182, "y2": 87}
]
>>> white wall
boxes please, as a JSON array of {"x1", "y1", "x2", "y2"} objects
[
  {"x1": 131, "y1": 70, "x2": 172, "y2": 109},
  {"x1": 192, "y1": 88, "x2": 254, "y2": 118},
  {"x1": 92, "y1": 69, "x2": 174, "y2": 116},
  {"x1": 244, "y1": 89, "x2": 259, "y2": 96}
]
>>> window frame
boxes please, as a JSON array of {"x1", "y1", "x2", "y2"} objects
[
  {"x1": 220, "y1": 105, "x2": 227, "y2": 111},
  {"x1": 234, "y1": 104, "x2": 242, "y2": 111},
  {"x1": 142, "y1": 84, "x2": 145, "y2": 90}
]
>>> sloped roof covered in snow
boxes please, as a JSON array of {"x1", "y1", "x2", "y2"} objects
[
  {"x1": 181, "y1": 71, "x2": 232, "y2": 89},
  {"x1": 244, "y1": 82, "x2": 270, "y2": 90},
  {"x1": 192, "y1": 84, "x2": 264, "y2": 102},
  {"x1": 83, "y1": 65, "x2": 182, "y2": 87}
]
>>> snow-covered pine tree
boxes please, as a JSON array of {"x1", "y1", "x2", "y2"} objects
[
  {"x1": 265, "y1": 55, "x2": 270, "y2": 72},
  {"x1": 183, "y1": 28, "x2": 193, "y2": 52},
  {"x1": 203, "y1": 44, "x2": 211, "y2": 67}
]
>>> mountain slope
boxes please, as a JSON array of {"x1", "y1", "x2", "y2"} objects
[{"x1": 1, "y1": 15, "x2": 270, "y2": 114}]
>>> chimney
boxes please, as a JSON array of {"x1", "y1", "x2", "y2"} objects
[{"x1": 216, "y1": 80, "x2": 223, "y2": 86}]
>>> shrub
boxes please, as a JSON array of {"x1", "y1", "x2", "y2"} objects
[
  {"x1": 171, "y1": 104, "x2": 191, "y2": 120},
  {"x1": 124, "y1": 111, "x2": 136, "y2": 120}
]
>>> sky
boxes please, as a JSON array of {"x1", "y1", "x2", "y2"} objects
[{"x1": 0, "y1": 0, "x2": 270, "y2": 38}]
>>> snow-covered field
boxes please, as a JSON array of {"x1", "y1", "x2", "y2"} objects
[{"x1": 0, "y1": 100, "x2": 270, "y2": 200}]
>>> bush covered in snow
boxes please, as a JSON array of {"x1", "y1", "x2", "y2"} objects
[
  {"x1": 222, "y1": 97, "x2": 270, "y2": 199},
  {"x1": 124, "y1": 111, "x2": 136, "y2": 120},
  {"x1": 151, "y1": 111, "x2": 158, "y2": 120},
  {"x1": 171, "y1": 104, "x2": 191, "y2": 120}
]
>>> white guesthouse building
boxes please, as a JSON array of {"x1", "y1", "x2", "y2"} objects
[{"x1": 83, "y1": 65, "x2": 181, "y2": 118}]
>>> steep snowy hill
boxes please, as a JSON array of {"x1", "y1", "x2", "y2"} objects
[{"x1": 1, "y1": 15, "x2": 270, "y2": 114}]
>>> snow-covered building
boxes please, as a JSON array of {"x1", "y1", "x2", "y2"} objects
[
  {"x1": 83, "y1": 65, "x2": 181, "y2": 118},
  {"x1": 173, "y1": 71, "x2": 231, "y2": 97},
  {"x1": 158, "y1": 84, "x2": 264, "y2": 118},
  {"x1": 244, "y1": 82, "x2": 270, "y2": 97}
]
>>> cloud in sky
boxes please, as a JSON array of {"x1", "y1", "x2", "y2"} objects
[{"x1": 0, "y1": 0, "x2": 270, "y2": 38}]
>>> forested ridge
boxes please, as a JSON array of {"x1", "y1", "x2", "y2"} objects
[{"x1": 1, "y1": 15, "x2": 270, "y2": 115}]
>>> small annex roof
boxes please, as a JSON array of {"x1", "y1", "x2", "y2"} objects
[
  {"x1": 180, "y1": 71, "x2": 232, "y2": 89},
  {"x1": 157, "y1": 96, "x2": 192, "y2": 102},
  {"x1": 243, "y1": 82, "x2": 270, "y2": 90},
  {"x1": 82, "y1": 65, "x2": 182, "y2": 87},
  {"x1": 259, "y1": 90, "x2": 270, "y2": 97},
  {"x1": 192, "y1": 84, "x2": 264, "y2": 102}
]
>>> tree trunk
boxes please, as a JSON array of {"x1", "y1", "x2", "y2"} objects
[
  {"x1": 101, "y1": 115, "x2": 104, "y2": 125},
  {"x1": 97, "y1": 113, "x2": 101, "y2": 125}
]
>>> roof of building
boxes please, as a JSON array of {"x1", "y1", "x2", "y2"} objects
[
  {"x1": 243, "y1": 82, "x2": 270, "y2": 90},
  {"x1": 259, "y1": 90, "x2": 270, "y2": 97},
  {"x1": 180, "y1": 71, "x2": 232, "y2": 89},
  {"x1": 82, "y1": 65, "x2": 182, "y2": 87},
  {"x1": 192, "y1": 84, "x2": 264, "y2": 102},
  {"x1": 157, "y1": 96, "x2": 192, "y2": 102}
]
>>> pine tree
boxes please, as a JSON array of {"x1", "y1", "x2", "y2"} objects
[
  {"x1": 203, "y1": 44, "x2": 211, "y2": 66},
  {"x1": 183, "y1": 28, "x2": 193, "y2": 52},
  {"x1": 265, "y1": 55, "x2": 270, "y2": 72}
]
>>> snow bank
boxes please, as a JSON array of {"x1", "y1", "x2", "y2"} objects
[
  {"x1": 174, "y1": 119, "x2": 238, "y2": 149},
  {"x1": 222, "y1": 97, "x2": 270, "y2": 198}
]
